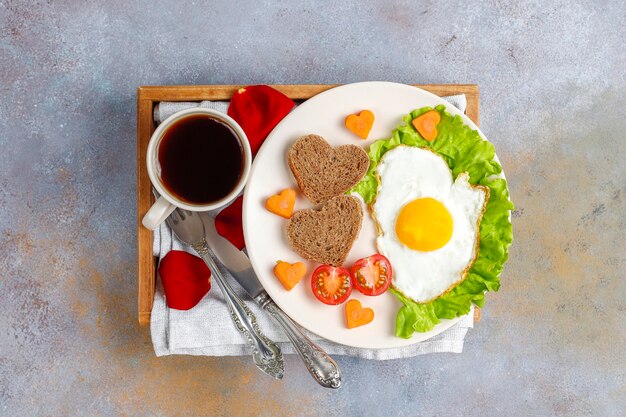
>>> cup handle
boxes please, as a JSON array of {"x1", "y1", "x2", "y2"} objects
[{"x1": 142, "y1": 196, "x2": 176, "y2": 230}]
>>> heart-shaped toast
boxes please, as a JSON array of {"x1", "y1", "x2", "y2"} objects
[
  {"x1": 287, "y1": 195, "x2": 362, "y2": 266},
  {"x1": 345, "y1": 110, "x2": 375, "y2": 139},
  {"x1": 287, "y1": 134, "x2": 369, "y2": 204}
]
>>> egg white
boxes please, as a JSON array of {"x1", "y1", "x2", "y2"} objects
[{"x1": 372, "y1": 146, "x2": 488, "y2": 303}]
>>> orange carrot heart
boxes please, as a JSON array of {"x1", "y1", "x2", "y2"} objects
[
  {"x1": 265, "y1": 188, "x2": 296, "y2": 218},
  {"x1": 345, "y1": 299, "x2": 374, "y2": 329},
  {"x1": 345, "y1": 110, "x2": 375, "y2": 139},
  {"x1": 273, "y1": 261, "x2": 307, "y2": 291},
  {"x1": 411, "y1": 110, "x2": 441, "y2": 141}
]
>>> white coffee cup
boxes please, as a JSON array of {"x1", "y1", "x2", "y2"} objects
[{"x1": 142, "y1": 108, "x2": 252, "y2": 230}]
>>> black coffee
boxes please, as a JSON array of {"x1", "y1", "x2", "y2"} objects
[{"x1": 158, "y1": 114, "x2": 244, "y2": 205}]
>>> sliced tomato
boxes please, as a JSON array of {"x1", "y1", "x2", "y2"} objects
[
  {"x1": 350, "y1": 254, "x2": 392, "y2": 296},
  {"x1": 311, "y1": 265, "x2": 352, "y2": 305}
]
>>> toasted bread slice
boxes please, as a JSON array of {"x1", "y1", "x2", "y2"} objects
[
  {"x1": 287, "y1": 195, "x2": 362, "y2": 267},
  {"x1": 288, "y1": 134, "x2": 369, "y2": 204}
]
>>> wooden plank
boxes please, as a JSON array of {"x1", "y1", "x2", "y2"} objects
[
  {"x1": 137, "y1": 84, "x2": 481, "y2": 325},
  {"x1": 138, "y1": 84, "x2": 479, "y2": 102},
  {"x1": 474, "y1": 306, "x2": 482, "y2": 323},
  {"x1": 137, "y1": 92, "x2": 156, "y2": 325},
  {"x1": 463, "y1": 85, "x2": 480, "y2": 126}
]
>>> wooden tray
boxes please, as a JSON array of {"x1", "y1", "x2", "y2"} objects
[{"x1": 137, "y1": 84, "x2": 480, "y2": 325}]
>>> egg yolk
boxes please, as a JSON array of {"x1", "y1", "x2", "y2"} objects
[{"x1": 395, "y1": 197, "x2": 453, "y2": 251}]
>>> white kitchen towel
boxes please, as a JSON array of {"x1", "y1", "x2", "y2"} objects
[{"x1": 151, "y1": 94, "x2": 474, "y2": 360}]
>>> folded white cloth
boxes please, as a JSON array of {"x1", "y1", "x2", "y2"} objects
[{"x1": 151, "y1": 94, "x2": 473, "y2": 360}]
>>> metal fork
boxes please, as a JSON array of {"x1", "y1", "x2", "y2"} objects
[{"x1": 165, "y1": 208, "x2": 284, "y2": 379}]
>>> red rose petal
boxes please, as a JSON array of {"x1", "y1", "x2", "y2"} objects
[
  {"x1": 215, "y1": 196, "x2": 245, "y2": 250},
  {"x1": 159, "y1": 250, "x2": 211, "y2": 310},
  {"x1": 215, "y1": 86, "x2": 294, "y2": 250},
  {"x1": 228, "y1": 85, "x2": 295, "y2": 156}
]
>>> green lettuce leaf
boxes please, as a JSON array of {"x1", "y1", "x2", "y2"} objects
[
  {"x1": 392, "y1": 289, "x2": 440, "y2": 337},
  {"x1": 351, "y1": 104, "x2": 514, "y2": 337}
]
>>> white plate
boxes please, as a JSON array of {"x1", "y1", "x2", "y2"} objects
[{"x1": 243, "y1": 82, "x2": 490, "y2": 349}]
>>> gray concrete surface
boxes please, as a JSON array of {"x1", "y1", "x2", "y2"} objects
[{"x1": 1, "y1": 1, "x2": 625, "y2": 416}]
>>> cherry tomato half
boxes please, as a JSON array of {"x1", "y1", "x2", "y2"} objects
[
  {"x1": 311, "y1": 265, "x2": 352, "y2": 305},
  {"x1": 350, "y1": 254, "x2": 392, "y2": 296}
]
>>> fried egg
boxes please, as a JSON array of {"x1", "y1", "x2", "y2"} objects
[{"x1": 372, "y1": 146, "x2": 489, "y2": 303}]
